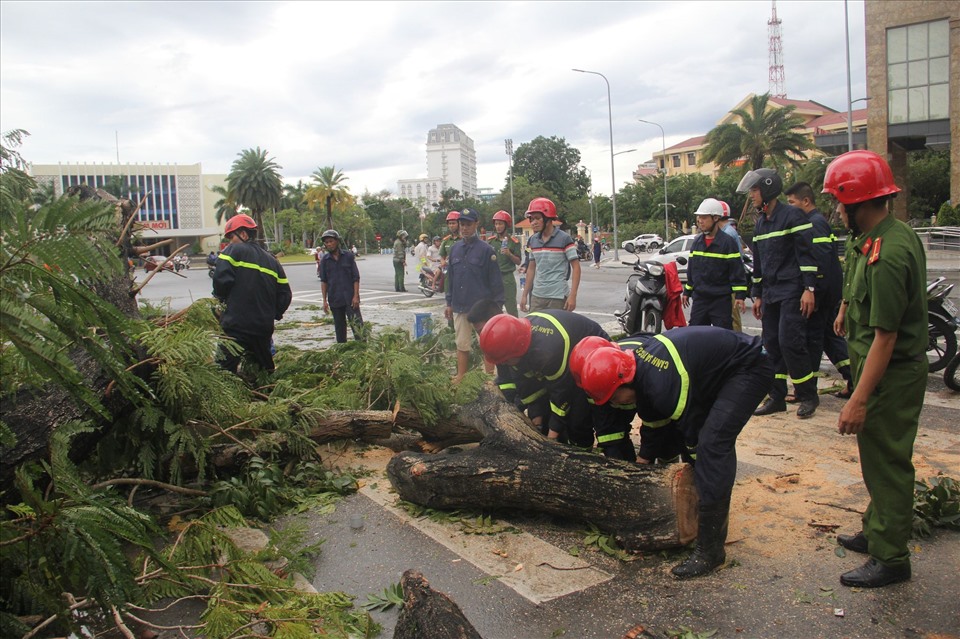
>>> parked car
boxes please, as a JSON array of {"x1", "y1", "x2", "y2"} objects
[
  {"x1": 143, "y1": 255, "x2": 175, "y2": 273},
  {"x1": 645, "y1": 234, "x2": 697, "y2": 282},
  {"x1": 621, "y1": 233, "x2": 663, "y2": 253}
]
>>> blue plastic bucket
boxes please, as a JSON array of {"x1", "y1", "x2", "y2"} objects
[{"x1": 414, "y1": 312, "x2": 433, "y2": 339}]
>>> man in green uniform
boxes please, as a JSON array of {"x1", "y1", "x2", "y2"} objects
[
  {"x1": 824, "y1": 150, "x2": 928, "y2": 589},
  {"x1": 488, "y1": 210, "x2": 522, "y2": 316},
  {"x1": 392, "y1": 230, "x2": 408, "y2": 292}
]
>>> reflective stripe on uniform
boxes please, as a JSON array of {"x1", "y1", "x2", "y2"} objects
[
  {"x1": 527, "y1": 312, "x2": 570, "y2": 381},
  {"x1": 789, "y1": 371, "x2": 816, "y2": 384},
  {"x1": 597, "y1": 432, "x2": 627, "y2": 443},
  {"x1": 218, "y1": 253, "x2": 289, "y2": 283},
  {"x1": 690, "y1": 251, "x2": 741, "y2": 260},
  {"x1": 753, "y1": 222, "x2": 813, "y2": 242},
  {"x1": 652, "y1": 334, "x2": 689, "y2": 421},
  {"x1": 550, "y1": 401, "x2": 569, "y2": 417},
  {"x1": 498, "y1": 381, "x2": 517, "y2": 391},
  {"x1": 520, "y1": 388, "x2": 547, "y2": 405}
]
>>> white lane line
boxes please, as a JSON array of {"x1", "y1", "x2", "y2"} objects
[{"x1": 360, "y1": 482, "x2": 611, "y2": 604}]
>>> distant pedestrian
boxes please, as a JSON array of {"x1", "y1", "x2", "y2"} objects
[
  {"x1": 319, "y1": 229, "x2": 364, "y2": 343},
  {"x1": 393, "y1": 230, "x2": 408, "y2": 292},
  {"x1": 592, "y1": 237, "x2": 602, "y2": 268},
  {"x1": 444, "y1": 208, "x2": 504, "y2": 382}
]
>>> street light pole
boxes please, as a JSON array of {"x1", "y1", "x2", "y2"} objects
[
  {"x1": 573, "y1": 68, "x2": 620, "y2": 261},
  {"x1": 505, "y1": 139, "x2": 516, "y2": 234},
  {"x1": 638, "y1": 119, "x2": 669, "y2": 242}
]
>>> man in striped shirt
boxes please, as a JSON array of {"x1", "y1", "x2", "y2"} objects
[{"x1": 519, "y1": 197, "x2": 581, "y2": 313}]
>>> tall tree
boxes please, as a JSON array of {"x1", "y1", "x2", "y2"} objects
[
  {"x1": 282, "y1": 180, "x2": 312, "y2": 245},
  {"x1": 306, "y1": 165, "x2": 354, "y2": 230},
  {"x1": 226, "y1": 147, "x2": 283, "y2": 237},
  {"x1": 701, "y1": 93, "x2": 815, "y2": 171},
  {"x1": 511, "y1": 136, "x2": 590, "y2": 204},
  {"x1": 210, "y1": 183, "x2": 238, "y2": 225}
]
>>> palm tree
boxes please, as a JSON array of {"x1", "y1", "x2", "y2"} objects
[
  {"x1": 701, "y1": 93, "x2": 815, "y2": 171},
  {"x1": 209, "y1": 184, "x2": 237, "y2": 225},
  {"x1": 226, "y1": 147, "x2": 283, "y2": 235},
  {"x1": 305, "y1": 165, "x2": 354, "y2": 230},
  {"x1": 282, "y1": 180, "x2": 312, "y2": 245}
]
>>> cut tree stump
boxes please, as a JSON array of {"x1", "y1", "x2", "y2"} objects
[
  {"x1": 387, "y1": 383, "x2": 699, "y2": 552},
  {"x1": 394, "y1": 570, "x2": 481, "y2": 639}
]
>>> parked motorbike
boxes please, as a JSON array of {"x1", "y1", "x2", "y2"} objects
[
  {"x1": 615, "y1": 248, "x2": 667, "y2": 335},
  {"x1": 944, "y1": 351, "x2": 960, "y2": 392},
  {"x1": 926, "y1": 276, "x2": 959, "y2": 373},
  {"x1": 208, "y1": 264, "x2": 216, "y2": 279},
  {"x1": 418, "y1": 266, "x2": 445, "y2": 298}
]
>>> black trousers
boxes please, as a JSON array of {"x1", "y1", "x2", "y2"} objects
[
  {"x1": 218, "y1": 331, "x2": 274, "y2": 373},
  {"x1": 690, "y1": 294, "x2": 734, "y2": 330},
  {"x1": 330, "y1": 305, "x2": 364, "y2": 343},
  {"x1": 761, "y1": 297, "x2": 817, "y2": 402},
  {"x1": 809, "y1": 297, "x2": 852, "y2": 381}
]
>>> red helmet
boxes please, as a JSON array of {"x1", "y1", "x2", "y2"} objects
[
  {"x1": 525, "y1": 197, "x2": 557, "y2": 219},
  {"x1": 822, "y1": 150, "x2": 901, "y2": 205},
  {"x1": 577, "y1": 348, "x2": 636, "y2": 405},
  {"x1": 224, "y1": 213, "x2": 257, "y2": 236},
  {"x1": 569, "y1": 336, "x2": 616, "y2": 386},
  {"x1": 492, "y1": 210, "x2": 512, "y2": 223},
  {"x1": 446, "y1": 211, "x2": 461, "y2": 221},
  {"x1": 479, "y1": 314, "x2": 532, "y2": 364}
]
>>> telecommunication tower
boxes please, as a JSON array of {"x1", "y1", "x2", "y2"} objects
[{"x1": 768, "y1": 0, "x2": 786, "y2": 98}]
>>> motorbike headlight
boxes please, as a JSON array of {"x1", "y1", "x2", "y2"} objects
[{"x1": 646, "y1": 262, "x2": 664, "y2": 277}]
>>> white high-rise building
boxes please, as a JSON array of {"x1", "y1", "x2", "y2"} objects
[{"x1": 398, "y1": 124, "x2": 477, "y2": 206}]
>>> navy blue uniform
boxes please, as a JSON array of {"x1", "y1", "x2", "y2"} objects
[
  {"x1": 319, "y1": 249, "x2": 363, "y2": 343},
  {"x1": 213, "y1": 241, "x2": 292, "y2": 372},
  {"x1": 496, "y1": 311, "x2": 610, "y2": 449},
  {"x1": 684, "y1": 231, "x2": 748, "y2": 329},
  {"x1": 806, "y1": 209, "x2": 851, "y2": 385},
  {"x1": 751, "y1": 200, "x2": 818, "y2": 402},
  {"x1": 616, "y1": 327, "x2": 774, "y2": 504},
  {"x1": 445, "y1": 238, "x2": 504, "y2": 313}
]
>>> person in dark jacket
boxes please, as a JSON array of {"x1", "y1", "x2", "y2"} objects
[
  {"x1": 682, "y1": 198, "x2": 748, "y2": 329},
  {"x1": 319, "y1": 228, "x2": 363, "y2": 343},
  {"x1": 571, "y1": 326, "x2": 774, "y2": 578},
  {"x1": 738, "y1": 168, "x2": 820, "y2": 419},
  {"x1": 212, "y1": 214, "x2": 292, "y2": 373}
]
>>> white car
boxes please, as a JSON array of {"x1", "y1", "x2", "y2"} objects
[
  {"x1": 621, "y1": 233, "x2": 663, "y2": 252},
  {"x1": 645, "y1": 234, "x2": 698, "y2": 281}
]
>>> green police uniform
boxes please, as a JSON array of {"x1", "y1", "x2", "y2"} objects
[
  {"x1": 488, "y1": 234, "x2": 522, "y2": 316},
  {"x1": 439, "y1": 233, "x2": 459, "y2": 295},
  {"x1": 843, "y1": 214, "x2": 927, "y2": 568}
]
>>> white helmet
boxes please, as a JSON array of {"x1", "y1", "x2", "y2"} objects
[{"x1": 694, "y1": 198, "x2": 725, "y2": 217}]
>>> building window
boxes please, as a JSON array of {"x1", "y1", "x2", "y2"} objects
[
  {"x1": 887, "y1": 19, "x2": 949, "y2": 124},
  {"x1": 686, "y1": 152, "x2": 696, "y2": 165},
  {"x1": 658, "y1": 158, "x2": 664, "y2": 170},
  {"x1": 672, "y1": 155, "x2": 680, "y2": 168}
]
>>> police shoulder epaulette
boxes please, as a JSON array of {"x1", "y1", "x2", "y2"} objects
[{"x1": 867, "y1": 237, "x2": 882, "y2": 265}]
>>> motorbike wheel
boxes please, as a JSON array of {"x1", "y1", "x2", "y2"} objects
[
  {"x1": 208, "y1": 269, "x2": 214, "y2": 279},
  {"x1": 647, "y1": 242, "x2": 659, "y2": 251},
  {"x1": 944, "y1": 352, "x2": 960, "y2": 392},
  {"x1": 640, "y1": 309, "x2": 662, "y2": 334},
  {"x1": 927, "y1": 316, "x2": 957, "y2": 373}
]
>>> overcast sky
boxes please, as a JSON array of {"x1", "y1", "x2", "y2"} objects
[{"x1": 1, "y1": 1, "x2": 867, "y2": 199}]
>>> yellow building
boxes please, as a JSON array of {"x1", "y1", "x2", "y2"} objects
[{"x1": 30, "y1": 162, "x2": 226, "y2": 254}]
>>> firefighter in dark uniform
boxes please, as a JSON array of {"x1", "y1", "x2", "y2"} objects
[
  {"x1": 488, "y1": 210, "x2": 522, "y2": 316},
  {"x1": 571, "y1": 326, "x2": 774, "y2": 578},
  {"x1": 785, "y1": 182, "x2": 853, "y2": 398},
  {"x1": 213, "y1": 214, "x2": 292, "y2": 374},
  {"x1": 824, "y1": 151, "x2": 927, "y2": 589},
  {"x1": 478, "y1": 311, "x2": 636, "y2": 461},
  {"x1": 682, "y1": 198, "x2": 748, "y2": 329},
  {"x1": 738, "y1": 168, "x2": 820, "y2": 419}
]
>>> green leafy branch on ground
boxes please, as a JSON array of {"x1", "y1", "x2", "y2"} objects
[{"x1": 913, "y1": 474, "x2": 960, "y2": 537}]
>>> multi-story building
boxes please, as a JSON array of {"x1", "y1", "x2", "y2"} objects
[
  {"x1": 864, "y1": 0, "x2": 958, "y2": 218},
  {"x1": 398, "y1": 123, "x2": 478, "y2": 205},
  {"x1": 29, "y1": 162, "x2": 226, "y2": 253}
]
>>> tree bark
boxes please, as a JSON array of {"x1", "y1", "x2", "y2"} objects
[
  {"x1": 386, "y1": 383, "x2": 698, "y2": 552},
  {"x1": 394, "y1": 570, "x2": 481, "y2": 639}
]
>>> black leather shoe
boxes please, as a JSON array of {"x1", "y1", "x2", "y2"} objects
[
  {"x1": 837, "y1": 531, "x2": 868, "y2": 554},
  {"x1": 840, "y1": 557, "x2": 910, "y2": 588},
  {"x1": 754, "y1": 398, "x2": 787, "y2": 416},
  {"x1": 796, "y1": 396, "x2": 819, "y2": 419}
]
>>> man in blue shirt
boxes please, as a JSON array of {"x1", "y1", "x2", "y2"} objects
[
  {"x1": 319, "y1": 229, "x2": 363, "y2": 343},
  {"x1": 445, "y1": 208, "x2": 504, "y2": 382}
]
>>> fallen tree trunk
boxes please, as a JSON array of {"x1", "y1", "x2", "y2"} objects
[
  {"x1": 387, "y1": 383, "x2": 698, "y2": 552},
  {"x1": 393, "y1": 570, "x2": 481, "y2": 639}
]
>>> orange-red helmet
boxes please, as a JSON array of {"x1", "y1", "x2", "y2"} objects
[
  {"x1": 224, "y1": 213, "x2": 257, "y2": 236},
  {"x1": 479, "y1": 314, "x2": 532, "y2": 364},
  {"x1": 569, "y1": 336, "x2": 616, "y2": 386},
  {"x1": 492, "y1": 210, "x2": 513, "y2": 223},
  {"x1": 446, "y1": 211, "x2": 461, "y2": 221},
  {"x1": 576, "y1": 347, "x2": 636, "y2": 405},
  {"x1": 822, "y1": 150, "x2": 901, "y2": 205},
  {"x1": 525, "y1": 197, "x2": 557, "y2": 219}
]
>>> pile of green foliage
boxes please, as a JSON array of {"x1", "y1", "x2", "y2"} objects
[{"x1": 1, "y1": 129, "x2": 481, "y2": 638}]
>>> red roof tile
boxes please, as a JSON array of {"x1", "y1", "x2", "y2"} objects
[{"x1": 805, "y1": 109, "x2": 868, "y2": 129}]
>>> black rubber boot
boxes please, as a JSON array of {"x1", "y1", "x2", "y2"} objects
[
  {"x1": 672, "y1": 500, "x2": 730, "y2": 579},
  {"x1": 754, "y1": 397, "x2": 787, "y2": 416}
]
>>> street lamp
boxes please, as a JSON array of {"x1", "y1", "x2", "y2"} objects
[
  {"x1": 400, "y1": 206, "x2": 416, "y2": 232},
  {"x1": 573, "y1": 68, "x2": 620, "y2": 261},
  {"x1": 638, "y1": 119, "x2": 670, "y2": 242},
  {"x1": 846, "y1": 97, "x2": 871, "y2": 152},
  {"x1": 505, "y1": 139, "x2": 516, "y2": 234}
]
